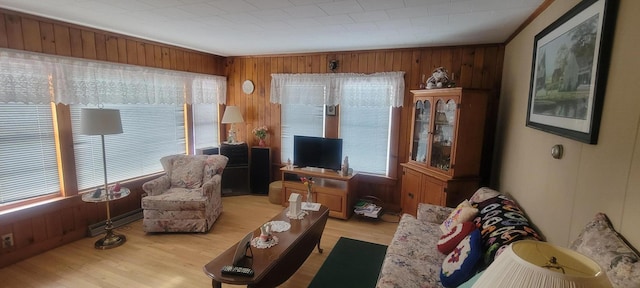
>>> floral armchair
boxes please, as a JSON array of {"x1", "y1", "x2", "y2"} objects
[{"x1": 141, "y1": 154, "x2": 228, "y2": 233}]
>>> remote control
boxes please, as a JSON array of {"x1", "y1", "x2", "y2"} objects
[{"x1": 221, "y1": 265, "x2": 254, "y2": 277}]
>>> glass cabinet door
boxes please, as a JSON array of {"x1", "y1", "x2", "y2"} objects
[
  {"x1": 411, "y1": 99, "x2": 431, "y2": 163},
  {"x1": 429, "y1": 99, "x2": 457, "y2": 171}
]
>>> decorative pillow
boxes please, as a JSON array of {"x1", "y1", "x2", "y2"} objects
[
  {"x1": 170, "y1": 157, "x2": 206, "y2": 189},
  {"x1": 473, "y1": 194, "x2": 542, "y2": 266},
  {"x1": 440, "y1": 200, "x2": 478, "y2": 234},
  {"x1": 570, "y1": 213, "x2": 640, "y2": 288},
  {"x1": 469, "y1": 187, "x2": 501, "y2": 204},
  {"x1": 438, "y1": 221, "x2": 476, "y2": 254},
  {"x1": 440, "y1": 229, "x2": 482, "y2": 288}
]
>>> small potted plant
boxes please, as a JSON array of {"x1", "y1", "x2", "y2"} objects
[{"x1": 252, "y1": 126, "x2": 268, "y2": 146}]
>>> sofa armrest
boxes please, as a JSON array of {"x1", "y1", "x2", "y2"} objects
[
  {"x1": 417, "y1": 203, "x2": 454, "y2": 224},
  {"x1": 142, "y1": 175, "x2": 170, "y2": 196},
  {"x1": 202, "y1": 174, "x2": 222, "y2": 197}
]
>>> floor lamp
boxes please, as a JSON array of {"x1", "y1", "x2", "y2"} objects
[{"x1": 80, "y1": 108, "x2": 125, "y2": 249}]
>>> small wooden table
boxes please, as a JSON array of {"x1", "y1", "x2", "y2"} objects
[
  {"x1": 203, "y1": 205, "x2": 329, "y2": 288},
  {"x1": 81, "y1": 187, "x2": 130, "y2": 249}
]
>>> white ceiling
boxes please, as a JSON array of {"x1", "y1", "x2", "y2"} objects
[{"x1": 0, "y1": 0, "x2": 544, "y2": 57}]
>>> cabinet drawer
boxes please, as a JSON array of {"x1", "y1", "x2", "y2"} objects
[
  {"x1": 315, "y1": 192, "x2": 343, "y2": 213},
  {"x1": 282, "y1": 184, "x2": 348, "y2": 219}
]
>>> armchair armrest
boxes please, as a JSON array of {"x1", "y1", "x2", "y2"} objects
[
  {"x1": 417, "y1": 203, "x2": 454, "y2": 224},
  {"x1": 142, "y1": 175, "x2": 170, "y2": 196},
  {"x1": 201, "y1": 174, "x2": 222, "y2": 197}
]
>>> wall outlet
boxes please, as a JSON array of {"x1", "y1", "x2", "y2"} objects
[{"x1": 2, "y1": 233, "x2": 14, "y2": 248}]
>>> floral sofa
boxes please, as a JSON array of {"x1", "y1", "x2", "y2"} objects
[
  {"x1": 141, "y1": 154, "x2": 228, "y2": 233},
  {"x1": 376, "y1": 188, "x2": 640, "y2": 288},
  {"x1": 375, "y1": 202, "x2": 454, "y2": 287}
]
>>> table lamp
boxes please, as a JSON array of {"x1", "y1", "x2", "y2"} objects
[
  {"x1": 80, "y1": 108, "x2": 126, "y2": 249},
  {"x1": 221, "y1": 105, "x2": 244, "y2": 144},
  {"x1": 472, "y1": 240, "x2": 611, "y2": 288}
]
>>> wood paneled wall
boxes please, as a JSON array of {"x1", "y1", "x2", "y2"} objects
[
  {"x1": 0, "y1": 9, "x2": 223, "y2": 74},
  {"x1": 0, "y1": 8, "x2": 224, "y2": 268},
  {"x1": 0, "y1": 7, "x2": 505, "y2": 268},
  {"x1": 224, "y1": 45, "x2": 505, "y2": 208}
]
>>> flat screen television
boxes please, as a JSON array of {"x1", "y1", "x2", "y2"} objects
[{"x1": 293, "y1": 135, "x2": 343, "y2": 171}]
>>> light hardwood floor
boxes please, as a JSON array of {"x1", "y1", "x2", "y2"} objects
[{"x1": 0, "y1": 195, "x2": 399, "y2": 288}]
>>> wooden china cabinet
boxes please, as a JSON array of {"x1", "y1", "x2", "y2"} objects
[{"x1": 401, "y1": 88, "x2": 490, "y2": 216}]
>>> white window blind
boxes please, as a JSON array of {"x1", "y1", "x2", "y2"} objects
[
  {"x1": 272, "y1": 72, "x2": 404, "y2": 173},
  {"x1": 280, "y1": 103, "x2": 324, "y2": 163},
  {"x1": 0, "y1": 103, "x2": 60, "y2": 203},
  {"x1": 340, "y1": 84, "x2": 393, "y2": 175},
  {"x1": 72, "y1": 104, "x2": 186, "y2": 190},
  {"x1": 193, "y1": 103, "x2": 219, "y2": 149}
]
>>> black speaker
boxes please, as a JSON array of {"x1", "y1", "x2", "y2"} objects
[
  {"x1": 196, "y1": 146, "x2": 219, "y2": 155},
  {"x1": 250, "y1": 147, "x2": 271, "y2": 194},
  {"x1": 219, "y1": 143, "x2": 249, "y2": 195},
  {"x1": 220, "y1": 143, "x2": 248, "y2": 167}
]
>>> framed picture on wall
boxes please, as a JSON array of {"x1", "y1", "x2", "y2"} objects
[{"x1": 526, "y1": 0, "x2": 618, "y2": 144}]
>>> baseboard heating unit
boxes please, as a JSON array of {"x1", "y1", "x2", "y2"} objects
[{"x1": 88, "y1": 208, "x2": 143, "y2": 237}]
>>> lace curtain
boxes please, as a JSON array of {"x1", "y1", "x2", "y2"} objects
[
  {"x1": 0, "y1": 48, "x2": 226, "y2": 105},
  {"x1": 270, "y1": 72, "x2": 404, "y2": 107}
]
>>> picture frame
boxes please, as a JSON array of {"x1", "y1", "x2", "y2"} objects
[
  {"x1": 526, "y1": 0, "x2": 618, "y2": 144},
  {"x1": 326, "y1": 105, "x2": 336, "y2": 116}
]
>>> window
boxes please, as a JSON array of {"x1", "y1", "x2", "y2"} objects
[
  {"x1": 192, "y1": 103, "x2": 219, "y2": 150},
  {"x1": 71, "y1": 104, "x2": 186, "y2": 190},
  {"x1": 0, "y1": 48, "x2": 226, "y2": 206},
  {"x1": 0, "y1": 103, "x2": 60, "y2": 204},
  {"x1": 340, "y1": 103, "x2": 391, "y2": 175},
  {"x1": 271, "y1": 72, "x2": 403, "y2": 176},
  {"x1": 280, "y1": 103, "x2": 324, "y2": 162}
]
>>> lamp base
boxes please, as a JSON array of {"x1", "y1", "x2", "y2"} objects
[
  {"x1": 227, "y1": 127, "x2": 237, "y2": 143},
  {"x1": 94, "y1": 226, "x2": 126, "y2": 250}
]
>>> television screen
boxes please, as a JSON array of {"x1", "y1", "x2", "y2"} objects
[{"x1": 293, "y1": 135, "x2": 343, "y2": 171}]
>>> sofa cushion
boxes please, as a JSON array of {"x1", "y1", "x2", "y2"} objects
[
  {"x1": 469, "y1": 187, "x2": 501, "y2": 204},
  {"x1": 170, "y1": 157, "x2": 206, "y2": 189},
  {"x1": 141, "y1": 188, "x2": 207, "y2": 210},
  {"x1": 440, "y1": 229, "x2": 482, "y2": 287},
  {"x1": 438, "y1": 221, "x2": 476, "y2": 254},
  {"x1": 440, "y1": 200, "x2": 478, "y2": 233},
  {"x1": 376, "y1": 213, "x2": 446, "y2": 288},
  {"x1": 474, "y1": 194, "x2": 542, "y2": 266},
  {"x1": 570, "y1": 213, "x2": 640, "y2": 288}
]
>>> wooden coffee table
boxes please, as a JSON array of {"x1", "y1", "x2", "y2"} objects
[{"x1": 203, "y1": 205, "x2": 329, "y2": 288}]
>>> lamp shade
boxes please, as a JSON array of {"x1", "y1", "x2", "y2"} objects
[
  {"x1": 473, "y1": 240, "x2": 611, "y2": 288},
  {"x1": 221, "y1": 106, "x2": 244, "y2": 124},
  {"x1": 80, "y1": 108, "x2": 123, "y2": 135}
]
